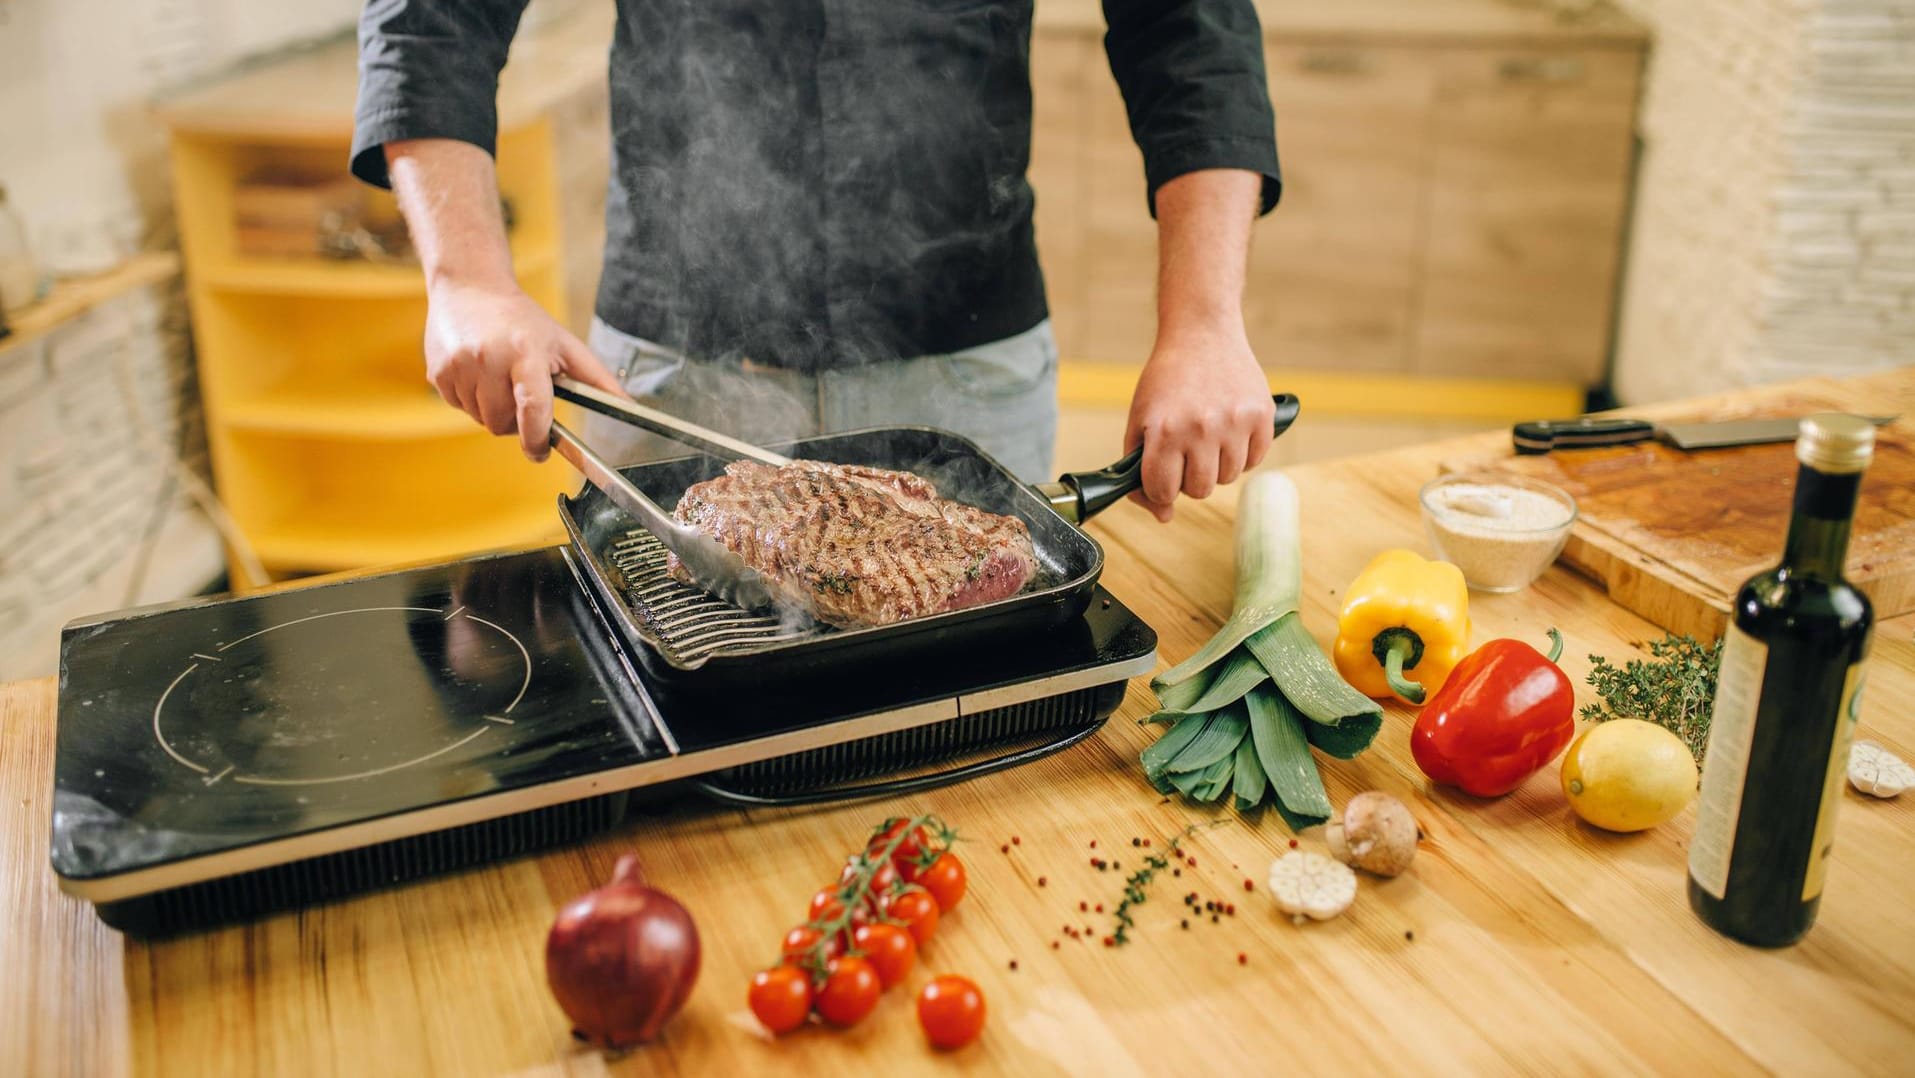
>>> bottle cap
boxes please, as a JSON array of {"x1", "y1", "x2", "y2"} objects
[{"x1": 1797, "y1": 413, "x2": 1875, "y2": 474}]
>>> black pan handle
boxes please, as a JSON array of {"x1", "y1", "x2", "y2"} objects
[
  {"x1": 1511, "y1": 416, "x2": 1656, "y2": 455},
  {"x1": 1050, "y1": 393, "x2": 1301, "y2": 523},
  {"x1": 687, "y1": 720, "x2": 1106, "y2": 809}
]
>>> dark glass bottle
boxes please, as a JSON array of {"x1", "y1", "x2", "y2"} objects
[{"x1": 1688, "y1": 414, "x2": 1875, "y2": 947}]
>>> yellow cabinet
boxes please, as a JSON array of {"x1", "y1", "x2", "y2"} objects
[{"x1": 160, "y1": 12, "x2": 611, "y2": 586}]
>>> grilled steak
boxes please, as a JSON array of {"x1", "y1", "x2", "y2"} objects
[{"x1": 669, "y1": 460, "x2": 1039, "y2": 628}]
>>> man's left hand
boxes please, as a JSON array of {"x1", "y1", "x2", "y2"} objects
[{"x1": 1125, "y1": 323, "x2": 1276, "y2": 523}]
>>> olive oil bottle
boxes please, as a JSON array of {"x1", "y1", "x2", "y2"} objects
[{"x1": 1688, "y1": 414, "x2": 1876, "y2": 947}]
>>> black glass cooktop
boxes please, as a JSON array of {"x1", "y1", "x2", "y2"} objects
[
  {"x1": 52, "y1": 545, "x2": 1156, "y2": 895},
  {"x1": 53, "y1": 549, "x2": 658, "y2": 883}
]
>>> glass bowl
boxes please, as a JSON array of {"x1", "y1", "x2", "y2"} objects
[{"x1": 1419, "y1": 473, "x2": 1578, "y2": 593}]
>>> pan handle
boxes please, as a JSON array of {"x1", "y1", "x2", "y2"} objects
[{"x1": 1046, "y1": 393, "x2": 1301, "y2": 523}]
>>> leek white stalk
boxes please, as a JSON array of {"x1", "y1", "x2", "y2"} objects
[{"x1": 1153, "y1": 470, "x2": 1302, "y2": 690}]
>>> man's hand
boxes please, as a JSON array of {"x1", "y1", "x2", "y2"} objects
[
  {"x1": 386, "y1": 137, "x2": 624, "y2": 461},
  {"x1": 424, "y1": 279, "x2": 624, "y2": 461},
  {"x1": 1127, "y1": 168, "x2": 1272, "y2": 522},
  {"x1": 1126, "y1": 324, "x2": 1275, "y2": 522}
]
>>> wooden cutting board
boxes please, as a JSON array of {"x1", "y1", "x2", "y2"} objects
[{"x1": 1442, "y1": 381, "x2": 1915, "y2": 642}]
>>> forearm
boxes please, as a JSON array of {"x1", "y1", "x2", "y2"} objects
[
  {"x1": 1153, "y1": 168, "x2": 1261, "y2": 341},
  {"x1": 385, "y1": 138, "x2": 516, "y2": 293}
]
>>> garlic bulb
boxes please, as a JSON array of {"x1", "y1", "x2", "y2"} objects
[
  {"x1": 1849, "y1": 740, "x2": 1915, "y2": 799},
  {"x1": 1267, "y1": 851, "x2": 1357, "y2": 923}
]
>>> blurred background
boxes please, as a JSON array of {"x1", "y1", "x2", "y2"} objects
[{"x1": 1, "y1": 0, "x2": 1911, "y2": 678}]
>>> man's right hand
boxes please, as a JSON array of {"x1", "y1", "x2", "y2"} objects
[
  {"x1": 423, "y1": 278, "x2": 626, "y2": 462},
  {"x1": 385, "y1": 138, "x2": 627, "y2": 462}
]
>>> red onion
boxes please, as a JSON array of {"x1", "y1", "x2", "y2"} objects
[{"x1": 546, "y1": 853, "x2": 701, "y2": 1049}]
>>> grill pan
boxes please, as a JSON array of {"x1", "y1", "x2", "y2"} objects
[{"x1": 556, "y1": 392, "x2": 1299, "y2": 684}]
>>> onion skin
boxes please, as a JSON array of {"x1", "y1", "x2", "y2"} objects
[{"x1": 546, "y1": 854, "x2": 701, "y2": 1050}]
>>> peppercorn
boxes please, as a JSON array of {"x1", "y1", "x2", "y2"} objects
[
  {"x1": 1238, "y1": 953, "x2": 1247, "y2": 966},
  {"x1": 1009, "y1": 960, "x2": 1019, "y2": 971},
  {"x1": 1131, "y1": 837, "x2": 1141, "y2": 848},
  {"x1": 1079, "y1": 901, "x2": 1088, "y2": 912},
  {"x1": 1038, "y1": 876, "x2": 1048, "y2": 887},
  {"x1": 1225, "y1": 904, "x2": 1236, "y2": 916},
  {"x1": 1143, "y1": 839, "x2": 1152, "y2": 847},
  {"x1": 1102, "y1": 936, "x2": 1114, "y2": 947},
  {"x1": 1089, "y1": 840, "x2": 1097, "y2": 849},
  {"x1": 1211, "y1": 914, "x2": 1219, "y2": 924},
  {"x1": 1052, "y1": 941, "x2": 1061, "y2": 950},
  {"x1": 1001, "y1": 844, "x2": 1010, "y2": 854},
  {"x1": 1173, "y1": 868, "x2": 1181, "y2": 877},
  {"x1": 1180, "y1": 919, "x2": 1190, "y2": 929},
  {"x1": 1405, "y1": 930, "x2": 1416, "y2": 942},
  {"x1": 1243, "y1": 879, "x2": 1254, "y2": 892},
  {"x1": 1287, "y1": 838, "x2": 1298, "y2": 849},
  {"x1": 1095, "y1": 904, "x2": 1104, "y2": 913},
  {"x1": 1012, "y1": 836, "x2": 1021, "y2": 846}
]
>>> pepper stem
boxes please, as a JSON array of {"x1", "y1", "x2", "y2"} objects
[
  {"x1": 1544, "y1": 628, "x2": 1564, "y2": 665},
  {"x1": 1374, "y1": 629, "x2": 1427, "y2": 704}
]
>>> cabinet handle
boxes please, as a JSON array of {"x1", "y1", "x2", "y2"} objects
[
  {"x1": 1497, "y1": 55, "x2": 1586, "y2": 83},
  {"x1": 1299, "y1": 50, "x2": 1372, "y2": 76}
]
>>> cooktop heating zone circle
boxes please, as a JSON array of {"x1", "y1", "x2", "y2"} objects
[{"x1": 151, "y1": 605, "x2": 533, "y2": 788}]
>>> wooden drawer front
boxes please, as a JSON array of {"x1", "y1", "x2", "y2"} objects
[
  {"x1": 1251, "y1": 43, "x2": 1437, "y2": 373},
  {"x1": 1414, "y1": 46, "x2": 1642, "y2": 383}
]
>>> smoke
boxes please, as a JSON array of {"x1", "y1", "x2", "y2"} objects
[{"x1": 598, "y1": 1, "x2": 1037, "y2": 421}]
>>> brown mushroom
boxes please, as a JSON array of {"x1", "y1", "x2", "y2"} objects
[{"x1": 1325, "y1": 792, "x2": 1419, "y2": 877}]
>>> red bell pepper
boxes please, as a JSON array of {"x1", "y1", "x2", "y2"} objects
[{"x1": 1411, "y1": 629, "x2": 1575, "y2": 797}]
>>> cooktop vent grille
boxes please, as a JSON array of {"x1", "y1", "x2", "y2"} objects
[
  {"x1": 95, "y1": 793, "x2": 631, "y2": 938},
  {"x1": 711, "y1": 685, "x2": 1110, "y2": 797}
]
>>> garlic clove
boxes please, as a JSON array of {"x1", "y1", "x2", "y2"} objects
[
  {"x1": 1267, "y1": 851, "x2": 1357, "y2": 923},
  {"x1": 1849, "y1": 739, "x2": 1915, "y2": 799}
]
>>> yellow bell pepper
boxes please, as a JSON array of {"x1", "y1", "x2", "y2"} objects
[{"x1": 1334, "y1": 550, "x2": 1470, "y2": 704}]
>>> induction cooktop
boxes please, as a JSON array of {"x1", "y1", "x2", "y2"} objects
[{"x1": 52, "y1": 545, "x2": 1155, "y2": 934}]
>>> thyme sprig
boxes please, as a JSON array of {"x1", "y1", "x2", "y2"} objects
[
  {"x1": 1110, "y1": 820, "x2": 1228, "y2": 945},
  {"x1": 1581, "y1": 634, "x2": 1722, "y2": 764}
]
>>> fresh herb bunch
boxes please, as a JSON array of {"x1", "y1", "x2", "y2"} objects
[{"x1": 1581, "y1": 634, "x2": 1722, "y2": 764}]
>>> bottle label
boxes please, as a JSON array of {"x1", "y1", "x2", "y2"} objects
[
  {"x1": 1688, "y1": 627, "x2": 1767, "y2": 899},
  {"x1": 1801, "y1": 666, "x2": 1865, "y2": 901}
]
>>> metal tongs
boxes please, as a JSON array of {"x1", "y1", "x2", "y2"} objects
[{"x1": 548, "y1": 376, "x2": 786, "y2": 610}]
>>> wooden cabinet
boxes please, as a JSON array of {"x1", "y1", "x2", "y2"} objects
[{"x1": 1034, "y1": 0, "x2": 1647, "y2": 389}]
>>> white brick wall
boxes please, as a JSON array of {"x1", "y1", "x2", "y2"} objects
[
  {"x1": 0, "y1": 282, "x2": 224, "y2": 680},
  {"x1": 1606, "y1": 0, "x2": 1915, "y2": 403}
]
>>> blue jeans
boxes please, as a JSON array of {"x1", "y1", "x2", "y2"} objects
[{"x1": 582, "y1": 319, "x2": 1059, "y2": 482}]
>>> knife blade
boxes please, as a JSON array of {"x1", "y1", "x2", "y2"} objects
[{"x1": 1512, "y1": 414, "x2": 1896, "y2": 454}]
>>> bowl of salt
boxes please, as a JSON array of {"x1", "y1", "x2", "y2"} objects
[{"x1": 1419, "y1": 473, "x2": 1578, "y2": 593}]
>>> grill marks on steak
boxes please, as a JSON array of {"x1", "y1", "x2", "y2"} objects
[{"x1": 669, "y1": 460, "x2": 1039, "y2": 628}]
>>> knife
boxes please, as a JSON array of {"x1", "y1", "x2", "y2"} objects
[{"x1": 1512, "y1": 414, "x2": 1896, "y2": 455}]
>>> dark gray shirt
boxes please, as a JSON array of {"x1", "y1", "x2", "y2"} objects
[{"x1": 352, "y1": 0, "x2": 1280, "y2": 371}]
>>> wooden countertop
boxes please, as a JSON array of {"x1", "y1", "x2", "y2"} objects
[{"x1": 5, "y1": 370, "x2": 1913, "y2": 1076}]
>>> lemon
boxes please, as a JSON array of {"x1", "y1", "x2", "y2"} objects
[{"x1": 1560, "y1": 719, "x2": 1699, "y2": 832}]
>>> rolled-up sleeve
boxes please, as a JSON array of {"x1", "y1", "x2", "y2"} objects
[
  {"x1": 1101, "y1": 0, "x2": 1282, "y2": 217},
  {"x1": 350, "y1": 0, "x2": 531, "y2": 188}
]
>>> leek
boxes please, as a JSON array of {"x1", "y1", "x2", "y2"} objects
[
  {"x1": 1135, "y1": 468, "x2": 1381, "y2": 833},
  {"x1": 1151, "y1": 470, "x2": 1302, "y2": 691}
]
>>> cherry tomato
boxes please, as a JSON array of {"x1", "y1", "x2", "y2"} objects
[
  {"x1": 748, "y1": 967, "x2": 813, "y2": 1036},
  {"x1": 882, "y1": 887, "x2": 941, "y2": 948},
  {"x1": 840, "y1": 855, "x2": 901, "y2": 907},
  {"x1": 851, "y1": 922, "x2": 917, "y2": 989},
  {"x1": 808, "y1": 886, "x2": 846, "y2": 922},
  {"x1": 917, "y1": 975, "x2": 987, "y2": 1050},
  {"x1": 780, "y1": 924, "x2": 842, "y2": 968},
  {"x1": 868, "y1": 819, "x2": 931, "y2": 869},
  {"x1": 915, "y1": 852, "x2": 967, "y2": 912},
  {"x1": 813, "y1": 956, "x2": 881, "y2": 1028}
]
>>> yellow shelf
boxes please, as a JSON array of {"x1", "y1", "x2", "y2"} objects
[
  {"x1": 221, "y1": 387, "x2": 474, "y2": 440},
  {"x1": 246, "y1": 499, "x2": 565, "y2": 574},
  {"x1": 197, "y1": 246, "x2": 558, "y2": 299}
]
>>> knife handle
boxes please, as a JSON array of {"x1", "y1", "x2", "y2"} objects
[{"x1": 1512, "y1": 417, "x2": 1657, "y2": 455}]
